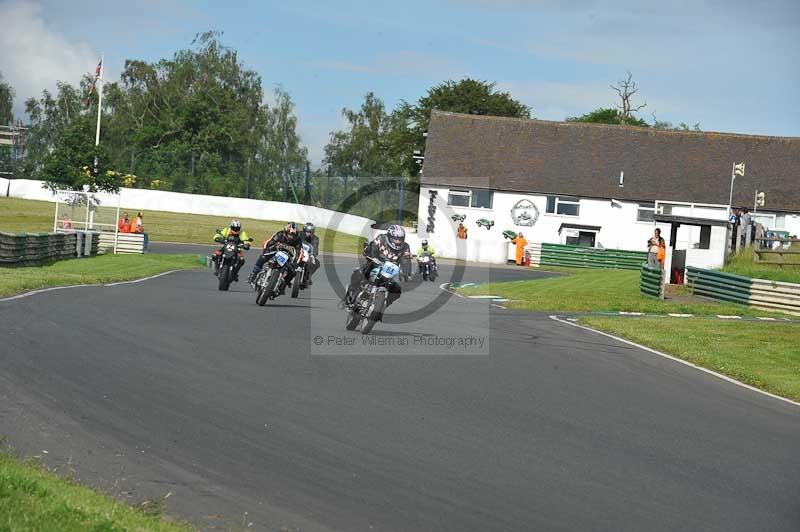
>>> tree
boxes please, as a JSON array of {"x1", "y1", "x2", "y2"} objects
[
  {"x1": 101, "y1": 32, "x2": 307, "y2": 198},
  {"x1": 41, "y1": 115, "x2": 118, "y2": 192},
  {"x1": 0, "y1": 71, "x2": 13, "y2": 125},
  {"x1": 399, "y1": 78, "x2": 531, "y2": 176},
  {"x1": 567, "y1": 107, "x2": 649, "y2": 127},
  {"x1": 567, "y1": 73, "x2": 702, "y2": 130},
  {"x1": 20, "y1": 81, "x2": 87, "y2": 178},
  {"x1": 255, "y1": 87, "x2": 308, "y2": 201},
  {"x1": 611, "y1": 71, "x2": 646, "y2": 125},
  {"x1": 651, "y1": 113, "x2": 701, "y2": 132},
  {"x1": 322, "y1": 92, "x2": 404, "y2": 215}
]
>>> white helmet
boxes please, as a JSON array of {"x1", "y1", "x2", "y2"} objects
[
  {"x1": 230, "y1": 219, "x2": 242, "y2": 233},
  {"x1": 386, "y1": 225, "x2": 406, "y2": 251}
]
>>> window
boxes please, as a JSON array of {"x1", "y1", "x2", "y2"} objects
[
  {"x1": 546, "y1": 196, "x2": 580, "y2": 216},
  {"x1": 637, "y1": 202, "x2": 655, "y2": 222},
  {"x1": 447, "y1": 190, "x2": 471, "y2": 207},
  {"x1": 447, "y1": 189, "x2": 494, "y2": 209},
  {"x1": 471, "y1": 189, "x2": 493, "y2": 209}
]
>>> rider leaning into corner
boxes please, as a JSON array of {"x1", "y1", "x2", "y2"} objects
[
  {"x1": 212, "y1": 220, "x2": 251, "y2": 281},
  {"x1": 248, "y1": 222, "x2": 303, "y2": 287},
  {"x1": 345, "y1": 224, "x2": 411, "y2": 309},
  {"x1": 301, "y1": 222, "x2": 321, "y2": 285}
]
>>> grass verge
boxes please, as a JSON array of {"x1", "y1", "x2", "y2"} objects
[
  {"x1": 578, "y1": 317, "x2": 800, "y2": 402},
  {"x1": 457, "y1": 267, "x2": 778, "y2": 316},
  {"x1": 0, "y1": 449, "x2": 191, "y2": 531},
  {"x1": 0, "y1": 254, "x2": 204, "y2": 297},
  {"x1": 721, "y1": 250, "x2": 800, "y2": 284},
  {"x1": 0, "y1": 197, "x2": 366, "y2": 254}
]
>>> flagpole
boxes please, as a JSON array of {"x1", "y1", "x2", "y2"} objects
[
  {"x1": 94, "y1": 53, "x2": 104, "y2": 146},
  {"x1": 727, "y1": 161, "x2": 735, "y2": 217}
]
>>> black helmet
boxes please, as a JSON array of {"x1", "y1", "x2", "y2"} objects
[
  {"x1": 421, "y1": 239, "x2": 429, "y2": 247},
  {"x1": 230, "y1": 219, "x2": 242, "y2": 234},
  {"x1": 304, "y1": 222, "x2": 315, "y2": 237},
  {"x1": 284, "y1": 222, "x2": 298, "y2": 237},
  {"x1": 386, "y1": 224, "x2": 406, "y2": 251}
]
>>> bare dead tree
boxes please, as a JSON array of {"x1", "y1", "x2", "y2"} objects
[{"x1": 611, "y1": 71, "x2": 647, "y2": 124}]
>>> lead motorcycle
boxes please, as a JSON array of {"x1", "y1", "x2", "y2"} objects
[
  {"x1": 291, "y1": 242, "x2": 314, "y2": 299},
  {"x1": 254, "y1": 245, "x2": 296, "y2": 306},
  {"x1": 344, "y1": 257, "x2": 400, "y2": 335},
  {"x1": 214, "y1": 233, "x2": 252, "y2": 291}
]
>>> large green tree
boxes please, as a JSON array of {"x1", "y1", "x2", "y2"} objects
[
  {"x1": 322, "y1": 92, "x2": 406, "y2": 215},
  {"x1": 322, "y1": 79, "x2": 530, "y2": 219},
  {"x1": 398, "y1": 78, "x2": 531, "y2": 177},
  {"x1": 41, "y1": 114, "x2": 118, "y2": 192},
  {"x1": 21, "y1": 81, "x2": 87, "y2": 179}
]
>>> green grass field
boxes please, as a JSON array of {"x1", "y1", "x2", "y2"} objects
[
  {"x1": 721, "y1": 249, "x2": 800, "y2": 284},
  {"x1": 457, "y1": 267, "x2": 779, "y2": 316},
  {"x1": 0, "y1": 197, "x2": 366, "y2": 254},
  {"x1": 0, "y1": 450, "x2": 191, "y2": 532},
  {"x1": 0, "y1": 254, "x2": 204, "y2": 297},
  {"x1": 579, "y1": 317, "x2": 800, "y2": 402}
]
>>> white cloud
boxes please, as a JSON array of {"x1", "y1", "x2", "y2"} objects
[{"x1": 0, "y1": 0, "x2": 98, "y2": 118}]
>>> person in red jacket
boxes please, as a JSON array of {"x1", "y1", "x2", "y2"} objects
[{"x1": 118, "y1": 212, "x2": 132, "y2": 233}]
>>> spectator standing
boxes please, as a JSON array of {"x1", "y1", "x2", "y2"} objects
[
  {"x1": 647, "y1": 228, "x2": 665, "y2": 268},
  {"x1": 133, "y1": 212, "x2": 148, "y2": 251},
  {"x1": 60, "y1": 213, "x2": 74, "y2": 230},
  {"x1": 118, "y1": 212, "x2": 132, "y2": 233},
  {"x1": 740, "y1": 207, "x2": 752, "y2": 247},
  {"x1": 457, "y1": 222, "x2": 468, "y2": 240},
  {"x1": 510, "y1": 232, "x2": 528, "y2": 266}
]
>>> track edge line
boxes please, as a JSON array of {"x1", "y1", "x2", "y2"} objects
[{"x1": 548, "y1": 315, "x2": 800, "y2": 409}]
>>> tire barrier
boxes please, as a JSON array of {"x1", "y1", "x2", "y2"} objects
[
  {"x1": 0, "y1": 231, "x2": 99, "y2": 266},
  {"x1": 686, "y1": 266, "x2": 800, "y2": 315}
]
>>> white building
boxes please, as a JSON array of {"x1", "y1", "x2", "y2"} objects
[{"x1": 416, "y1": 111, "x2": 800, "y2": 266}]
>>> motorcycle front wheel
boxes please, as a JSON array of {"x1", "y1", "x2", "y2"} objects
[
  {"x1": 361, "y1": 291, "x2": 386, "y2": 335},
  {"x1": 291, "y1": 268, "x2": 303, "y2": 298},
  {"x1": 218, "y1": 264, "x2": 231, "y2": 291}
]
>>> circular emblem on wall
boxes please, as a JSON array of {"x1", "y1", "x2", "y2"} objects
[{"x1": 511, "y1": 199, "x2": 539, "y2": 227}]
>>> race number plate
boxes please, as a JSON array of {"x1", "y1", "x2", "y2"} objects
[
  {"x1": 380, "y1": 261, "x2": 400, "y2": 278},
  {"x1": 302, "y1": 243, "x2": 312, "y2": 253},
  {"x1": 275, "y1": 251, "x2": 289, "y2": 266}
]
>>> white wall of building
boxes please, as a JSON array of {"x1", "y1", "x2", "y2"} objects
[
  {"x1": 3, "y1": 179, "x2": 375, "y2": 237},
  {"x1": 416, "y1": 185, "x2": 800, "y2": 264},
  {"x1": 417, "y1": 186, "x2": 658, "y2": 263}
]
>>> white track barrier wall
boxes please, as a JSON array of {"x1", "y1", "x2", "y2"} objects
[{"x1": 5, "y1": 179, "x2": 375, "y2": 237}]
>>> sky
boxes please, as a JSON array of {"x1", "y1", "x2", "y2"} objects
[{"x1": 1, "y1": 0, "x2": 798, "y2": 166}]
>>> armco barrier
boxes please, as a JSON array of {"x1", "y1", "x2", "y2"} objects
[
  {"x1": 640, "y1": 265, "x2": 664, "y2": 299},
  {"x1": 0, "y1": 231, "x2": 79, "y2": 266},
  {"x1": 540, "y1": 243, "x2": 647, "y2": 270},
  {"x1": 686, "y1": 266, "x2": 800, "y2": 315}
]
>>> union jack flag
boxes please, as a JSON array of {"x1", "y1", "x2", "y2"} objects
[{"x1": 86, "y1": 58, "x2": 103, "y2": 106}]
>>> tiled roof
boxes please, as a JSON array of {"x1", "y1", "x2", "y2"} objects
[{"x1": 421, "y1": 111, "x2": 800, "y2": 212}]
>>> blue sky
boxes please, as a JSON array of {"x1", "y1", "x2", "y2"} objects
[{"x1": 2, "y1": 0, "x2": 798, "y2": 165}]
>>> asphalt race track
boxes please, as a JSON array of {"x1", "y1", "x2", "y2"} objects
[{"x1": 1, "y1": 244, "x2": 799, "y2": 531}]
